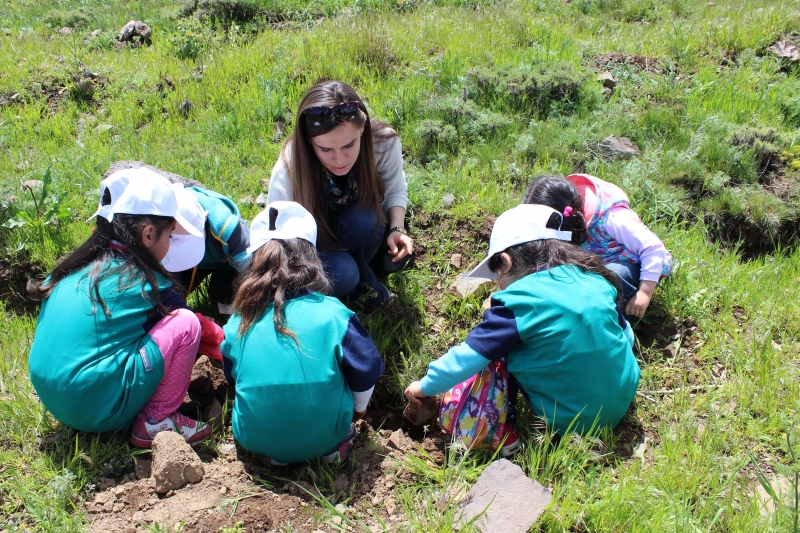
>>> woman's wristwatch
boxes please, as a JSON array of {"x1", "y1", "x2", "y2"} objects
[{"x1": 388, "y1": 225, "x2": 408, "y2": 236}]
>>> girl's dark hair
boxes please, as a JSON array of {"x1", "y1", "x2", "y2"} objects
[
  {"x1": 232, "y1": 238, "x2": 331, "y2": 339},
  {"x1": 282, "y1": 80, "x2": 396, "y2": 251},
  {"x1": 522, "y1": 175, "x2": 587, "y2": 245},
  {"x1": 28, "y1": 188, "x2": 182, "y2": 316},
  {"x1": 488, "y1": 240, "x2": 622, "y2": 304}
]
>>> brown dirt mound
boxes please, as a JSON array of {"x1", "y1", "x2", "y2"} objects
[
  {"x1": 0, "y1": 260, "x2": 42, "y2": 315},
  {"x1": 593, "y1": 53, "x2": 664, "y2": 73},
  {"x1": 83, "y1": 418, "x2": 448, "y2": 532}
]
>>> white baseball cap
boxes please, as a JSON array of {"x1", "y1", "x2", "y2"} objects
[
  {"x1": 248, "y1": 201, "x2": 317, "y2": 253},
  {"x1": 469, "y1": 204, "x2": 573, "y2": 279},
  {"x1": 89, "y1": 168, "x2": 203, "y2": 239},
  {"x1": 161, "y1": 184, "x2": 208, "y2": 272}
]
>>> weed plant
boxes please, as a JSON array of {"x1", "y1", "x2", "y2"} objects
[{"x1": 1, "y1": 0, "x2": 800, "y2": 531}]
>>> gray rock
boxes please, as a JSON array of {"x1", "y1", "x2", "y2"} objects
[
  {"x1": 387, "y1": 429, "x2": 404, "y2": 450},
  {"x1": 447, "y1": 272, "x2": 494, "y2": 299},
  {"x1": 21, "y1": 180, "x2": 43, "y2": 192},
  {"x1": 598, "y1": 135, "x2": 640, "y2": 160},
  {"x1": 597, "y1": 71, "x2": 617, "y2": 89},
  {"x1": 442, "y1": 193, "x2": 457, "y2": 208},
  {"x1": 178, "y1": 99, "x2": 193, "y2": 117},
  {"x1": 151, "y1": 431, "x2": 205, "y2": 494},
  {"x1": 90, "y1": 29, "x2": 102, "y2": 38},
  {"x1": 118, "y1": 20, "x2": 151, "y2": 44},
  {"x1": 456, "y1": 459, "x2": 551, "y2": 532},
  {"x1": 58, "y1": 27, "x2": 73, "y2": 35},
  {"x1": 104, "y1": 161, "x2": 206, "y2": 189},
  {"x1": 256, "y1": 193, "x2": 268, "y2": 207},
  {"x1": 238, "y1": 195, "x2": 256, "y2": 206},
  {"x1": 449, "y1": 253, "x2": 463, "y2": 269},
  {"x1": 95, "y1": 124, "x2": 114, "y2": 133}
]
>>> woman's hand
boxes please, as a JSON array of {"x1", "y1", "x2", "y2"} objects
[
  {"x1": 404, "y1": 381, "x2": 426, "y2": 406},
  {"x1": 352, "y1": 409, "x2": 367, "y2": 423},
  {"x1": 387, "y1": 231, "x2": 414, "y2": 262}
]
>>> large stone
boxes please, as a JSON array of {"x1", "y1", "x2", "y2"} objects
[
  {"x1": 598, "y1": 135, "x2": 640, "y2": 160},
  {"x1": 151, "y1": 431, "x2": 205, "y2": 494},
  {"x1": 456, "y1": 459, "x2": 551, "y2": 532},
  {"x1": 403, "y1": 396, "x2": 439, "y2": 426},
  {"x1": 104, "y1": 161, "x2": 206, "y2": 189},
  {"x1": 189, "y1": 355, "x2": 213, "y2": 394},
  {"x1": 118, "y1": 20, "x2": 151, "y2": 45},
  {"x1": 447, "y1": 272, "x2": 494, "y2": 299}
]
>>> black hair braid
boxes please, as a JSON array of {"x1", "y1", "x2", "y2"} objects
[{"x1": 522, "y1": 175, "x2": 587, "y2": 245}]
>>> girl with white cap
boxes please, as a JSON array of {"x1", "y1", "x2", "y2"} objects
[
  {"x1": 221, "y1": 201, "x2": 384, "y2": 465},
  {"x1": 28, "y1": 168, "x2": 212, "y2": 448},
  {"x1": 405, "y1": 204, "x2": 640, "y2": 454}
]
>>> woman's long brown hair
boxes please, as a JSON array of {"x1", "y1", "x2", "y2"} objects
[
  {"x1": 232, "y1": 238, "x2": 331, "y2": 339},
  {"x1": 27, "y1": 187, "x2": 182, "y2": 316},
  {"x1": 282, "y1": 80, "x2": 397, "y2": 251}
]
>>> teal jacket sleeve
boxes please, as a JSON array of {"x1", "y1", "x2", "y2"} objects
[{"x1": 419, "y1": 343, "x2": 491, "y2": 396}]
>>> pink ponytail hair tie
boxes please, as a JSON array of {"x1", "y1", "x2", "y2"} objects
[{"x1": 563, "y1": 206, "x2": 574, "y2": 217}]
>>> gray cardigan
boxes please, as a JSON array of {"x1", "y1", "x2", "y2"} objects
[{"x1": 267, "y1": 134, "x2": 408, "y2": 213}]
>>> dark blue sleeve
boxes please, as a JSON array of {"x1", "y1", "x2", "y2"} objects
[
  {"x1": 464, "y1": 298, "x2": 522, "y2": 361},
  {"x1": 143, "y1": 287, "x2": 191, "y2": 332},
  {"x1": 340, "y1": 315, "x2": 384, "y2": 392},
  {"x1": 222, "y1": 356, "x2": 235, "y2": 387}
]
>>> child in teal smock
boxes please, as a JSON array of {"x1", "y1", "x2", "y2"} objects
[
  {"x1": 221, "y1": 201, "x2": 384, "y2": 465},
  {"x1": 28, "y1": 168, "x2": 212, "y2": 447},
  {"x1": 405, "y1": 204, "x2": 639, "y2": 453}
]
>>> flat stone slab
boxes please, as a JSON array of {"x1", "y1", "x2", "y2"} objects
[
  {"x1": 457, "y1": 459, "x2": 551, "y2": 533},
  {"x1": 447, "y1": 272, "x2": 494, "y2": 299},
  {"x1": 598, "y1": 135, "x2": 640, "y2": 160}
]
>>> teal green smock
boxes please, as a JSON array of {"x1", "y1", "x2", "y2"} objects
[{"x1": 28, "y1": 260, "x2": 169, "y2": 432}]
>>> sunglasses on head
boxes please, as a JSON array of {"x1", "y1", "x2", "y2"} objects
[{"x1": 302, "y1": 101, "x2": 361, "y2": 129}]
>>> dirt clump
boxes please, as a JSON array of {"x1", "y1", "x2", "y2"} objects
[
  {"x1": 151, "y1": 432, "x2": 205, "y2": 494},
  {"x1": 0, "y1": 260, "x2": 43, "y2": 315},
  {"x1": 403, "y1": 397, "x2": 439, "y2": 426}
]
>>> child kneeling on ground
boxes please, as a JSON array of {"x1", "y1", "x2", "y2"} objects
[
  {"x1": 524, "y1": 174, "x2": 672, "y2": 319},
  {"x1": 221, "y1": 201, "x2": 384, "y2": 465},
  {"x1": 28, "y1": 168, "x2": 212, "y2": 448},
  {"x1": 404, "y1": 204, "x2": 640, "y2": 455}
]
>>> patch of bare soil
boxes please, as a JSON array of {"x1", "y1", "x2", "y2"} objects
[
  {"x1": 0, "y1": 260, "x2": 42, "y2": 315},
  {"x1": 593, "y1": 53, "x2": 664, "y2": 74},
  {"x1": 83, "y1": 415, "x2": 447, "y2": 532}
]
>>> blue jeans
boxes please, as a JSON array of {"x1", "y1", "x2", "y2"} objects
[
  {"x1": 605, "y1": 261, "x2": 640, "y2": 303},
  {"x1": 318, "y1": 205, "x2": 388, "y2": 306}
]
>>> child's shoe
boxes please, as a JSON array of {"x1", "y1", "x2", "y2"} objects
[
  {"x1": 129, "y1": 411, "x2": 212, "y2": 448},
  {"x1": 499, "y1": 429, "x2": 520, "y2": 457},
  {"x1": 322, "y1": 424, "x2": 358, "y2": 464}
]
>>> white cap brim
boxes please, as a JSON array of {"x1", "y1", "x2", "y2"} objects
[
  {"x1": 174, "y1": 214, "x2": 204, "y2": 238},
  {"x1": 468, "y1": 258, "x2": 496, "y2": 280},
  {"x1": 162, "y1": 233, "x2": 206, "y2": 272}
]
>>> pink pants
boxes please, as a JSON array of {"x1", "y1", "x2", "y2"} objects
[{"x1": 141, "y1": 308, "x2": 201, "y2": 421}]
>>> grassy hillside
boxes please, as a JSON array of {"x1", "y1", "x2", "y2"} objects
[{"x1": 1, "y1": 0, "x2": 800, "y2": 531}]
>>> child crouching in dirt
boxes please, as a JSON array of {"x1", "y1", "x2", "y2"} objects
[
  {"x1": 28, "y1": 168, "x2": 212, "y2": 448},
  {"x1": 404, "y1": 204, "x2": 640, "y2": 453},
  {"x1": 221, "y1": 201, "x2": 384, "y2": 465},
  {"x1": 524, "y1": 174, "x2": 672, "y2": 319}
]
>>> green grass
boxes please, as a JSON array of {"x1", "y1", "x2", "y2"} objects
[{"x1": 1, "y1": 0, "x2": 800, "y2": 531}]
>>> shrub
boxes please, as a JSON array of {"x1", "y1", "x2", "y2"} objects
[
  {"x1": 465, "y1": 62, "x2": 588, "y2": 118},
  {"x1": 180, "y1": 0, "x2": 259, "y2": 25},
  {"x1": 412, "y1": 119, "x2": 458, "y2": 160},
  {"x1": 44, "y1": 9, "x2": 90, "y2": 29},
  {"x1": 422, "y1": 98, "x2": 512, "y2": 139}
]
